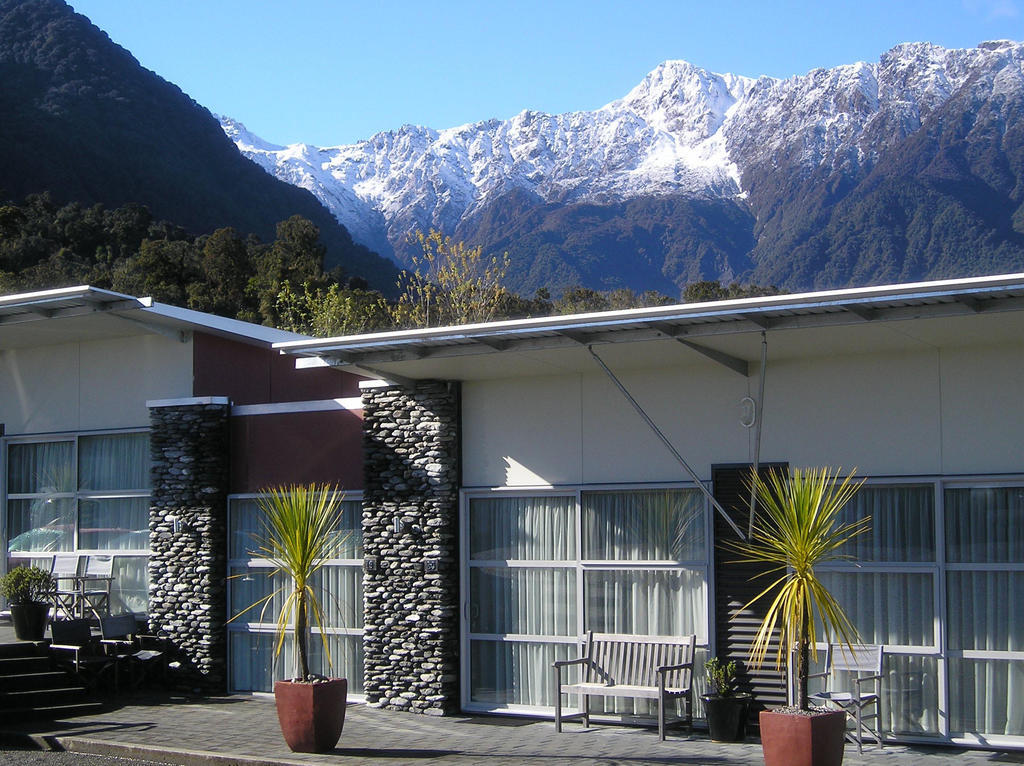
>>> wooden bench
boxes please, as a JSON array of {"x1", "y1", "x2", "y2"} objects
[{"x1": 553, "y1": 631, "x2": 696, "y2": 741}]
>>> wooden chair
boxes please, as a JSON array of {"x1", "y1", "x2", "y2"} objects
[
  {"x1": 553, "y1": 632, "x2": 695, "y2": 741},
  {"x1": 49, "y1": 554, "x2": 81, "y2": 619},
  {"x1": 810, "y1": 643, "x2": 885, "y2": 753},
  {"x1": 99, "y1": 613, "x2": 167, "y2": 690},
  {"x1": 50, "y1": 618, "x2": 114, "y2": 691},
  {"x1": 79, "y1": 555, "x2": 114, "y2": 619}
]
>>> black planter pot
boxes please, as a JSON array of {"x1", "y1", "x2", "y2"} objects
[
  {"x1": 701, "y1": 692, "x2": 752, "y2": 742},
  {"x1": 10, "y1": 601, "x2": 50, "y2": 641}
]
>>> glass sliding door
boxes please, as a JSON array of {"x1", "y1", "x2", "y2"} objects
[
  {"x1": 226, "y1": 494, "x2": 364, "y2": 694},
  {"x1": 466, "y1": 494, "x2": 576, "y2": 709},
  {"x1": 463, "y1": 487, "x2": 709, "y2": 714},
  {"x1": 818, "y1": 483, "x2": 940, "y2": 736},
  {"x1": 944, "y1": 486, "x2": 1024, "y2": 739}
]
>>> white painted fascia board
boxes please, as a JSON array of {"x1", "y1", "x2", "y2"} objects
[{"x1": 231, "y1": 398, "x2": 363, "y2": 416}]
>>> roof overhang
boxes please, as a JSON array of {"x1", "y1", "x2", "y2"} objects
[
  {"x1": 0, "y1": 286, "x2": 308, "y2": 350},
  {"x1": 276, "y1": 273, "x2": 1024, "y2": 381}
]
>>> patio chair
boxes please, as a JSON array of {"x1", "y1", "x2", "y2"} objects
[
  {"x1": 99, "y1": 612, "x2": 167, "y2": 690},
  {"x1": 49, "y1": 554, "x2": 81, "y2": 619},
  {"x1": 79, "y1": 555, "x2": 114, "y2": 619},
  {"x1": 809, "y1": 643, "x2": 885, "y2": 753},
  {"x1": 50, "y1": 617, "x2": 114, "y2": 691}
]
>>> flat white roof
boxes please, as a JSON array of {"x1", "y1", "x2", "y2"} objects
[{"x1": 275, "y1": 272, "x2": 1024, "y2": 373}]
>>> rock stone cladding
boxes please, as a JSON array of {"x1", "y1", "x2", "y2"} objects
[
  {"x1": 148, "y1": 400, "x2": 230, "y2": 693},
  {"x1": 362, "y1": 381, "x2": 460, "y2": 715}
]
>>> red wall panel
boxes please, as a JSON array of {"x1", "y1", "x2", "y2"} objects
[
  {"x1": 229, "y1": 409, "x2": 364, "y2": 493},
  {"x1": 194, "y1": 332, "x2": 361, "y2": 405}
]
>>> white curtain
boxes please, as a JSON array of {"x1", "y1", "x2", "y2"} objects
[
  {"x1": 945, "y1": 487, "x2": 1023, "y2": 563},
  {"x1": 582, "y1": 490, "x2": 704, "y2": 561},
  {"x1": 78, "y1": 497, "x2": 149, "y2": 550},
  {"x1": 584, "y1": 568, "x2": 704, "y2": 636},
  {"x1": 8, "y1": 441, "x2": 74, "y2": 493},
  {"x1": 837, "y1": 485, "x2": 934, "y2": 561},
  {"x1": 78, "y1": 434, "x2": 149, "y2": 490},
  {"x1": 819, "y1": 571, "x2": 933, "y2": 646},
  {"x1": 470, "y1": 496, "x2": 575, "y2": 560},
  {"x1": 470, "y1": 567, "x2": 575, "y2": 636},
  {"x1": 470, "y1": 640, "x2": 572, "y2": 706}
]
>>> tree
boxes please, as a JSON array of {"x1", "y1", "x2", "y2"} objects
[
  {"x1": 111, "y1": 239, "x2": 200, "y2": 305},
  {"x1": 275, "y1": 282, "x2": 392, "y2": 337},
  {"x1": 253, "y1": 216, "x2": 329, "y2": 325},
  {"x1": 188, "y1": 227, "x2": 256, "y2": 319},
  {"x1": 389, "y1": 230, "x2": 511, "y2": 328}
]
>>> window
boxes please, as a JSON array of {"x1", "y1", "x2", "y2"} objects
[
  {"x1": 464, "y1": 488, "x2": 708, "y2": 713},
  {"x1": 5, "y1": 433, "x2": 151, "y2": 613},
  {"x1": 227, "y1": 494, "x2": 364, "y2": 694}
]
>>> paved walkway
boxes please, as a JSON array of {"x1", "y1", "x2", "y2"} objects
[
  {"x1": 3, "y1": 691, "x2": 1024, "y2": 766},
  {"x1": 2, "y1": 624, "x2": 1023, "y2": 766}
]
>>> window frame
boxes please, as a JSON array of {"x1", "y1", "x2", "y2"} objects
[{"x1": 460, "y1": 482, "x2": 712, "y2": 716}]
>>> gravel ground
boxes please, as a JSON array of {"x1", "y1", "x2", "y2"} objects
[{"x1": 0, "y1": 746, "x2": 172, "y2": 766}]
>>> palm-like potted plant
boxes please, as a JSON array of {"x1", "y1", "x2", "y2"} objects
[
  {"x1": 1, "y1": 565, "x2": 54, "y2": 640},
  {"x1": 231, "y1": 484, "x2": 349, "y2": 753},
  {"x1": 731, "y1": 467, "x2": 868, "y2": 766},
  {"x1": 701, "y1": 657, "x2": 751, "y2": 742}
]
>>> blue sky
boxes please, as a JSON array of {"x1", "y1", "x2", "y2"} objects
[{"x1": 68, "y1": 0, "x2": 1022, "y2": 147}]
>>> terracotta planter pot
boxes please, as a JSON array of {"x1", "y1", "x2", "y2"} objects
[
  {"x1": 10, "y1": 601, "x2": 49, "y2": 641},
  {"x1": 759, "y1": 708, "x2": 847, "y2": 766},
  {"x1": 275, "y1": 678, "x2": 348, "y2": 753},
  {"x1": 702, "y1": 692, "x2": 752, "y2": 742}
]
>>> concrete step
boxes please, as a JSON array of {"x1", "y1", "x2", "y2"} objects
[
  {"x1": 1, "y1": 669, "x2": 76, "y2": 692},
  {"x1": 2, "y1": 699, "x2": 106, "y2": 721},
  {"x1": 0, "y1": 641, "x2": 47, "y2": 659},
  {"x1": 0, "y1": 685, "x2": 90, "y2": 711},
  {"x1": 0, "y1": 654, "x2": 52, "y2": 676}
]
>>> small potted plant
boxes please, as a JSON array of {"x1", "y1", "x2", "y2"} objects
[
  {"x1": 731, "y1": 467, "x2": 868, "y2": 766},
  {"x1": 701, "y1": 657, "x2": 752, "y2": 742},
  {"x1": 0, "y1": 565, "x2": 54, "y2": 640},
  {"x1": 230, "y1": 484, "x2": 349, "y2": 753}
]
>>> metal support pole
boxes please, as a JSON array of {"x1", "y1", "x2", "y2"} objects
[
  {"x1": 748, "y1": 331, "x2": 768, "y2": 538},
  {"x1": 587, "y1": 346, "x2": 746, "y2": 541}
]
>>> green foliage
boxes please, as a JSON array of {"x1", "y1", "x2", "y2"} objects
[
  {"x1": 729, "y1": 467, "x2": 868, "y2": 710},
  {"x1": 229, "y1": 485, "x2": 347, "y2": 682},
  {"x1": 682, "y1": 281, "x2": 780, "y2": 303},
  {"x1": 275, "y1": 282, "x2": 392, "y2": 336},
  {"x1": 705, "y1": 657, "x2": 740, "y2": 697},
  {"x1": 389, "y1": 230, "x2": 512, "y2": 328},
  {"x1": 0, "y1": 565, "x2": 54, "y2": 605}
]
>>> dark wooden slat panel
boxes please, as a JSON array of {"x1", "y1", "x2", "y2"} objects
[{"x1": 712, "y1": 465, "x2": 789, "y2": 715}]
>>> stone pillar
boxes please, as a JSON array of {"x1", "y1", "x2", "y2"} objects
[
  {"x1": 147, "y1": 397, "x2": 231, "y2": 693},
  {"x1": 361, "y1": 380, "x2": 460, "y2": 715}
]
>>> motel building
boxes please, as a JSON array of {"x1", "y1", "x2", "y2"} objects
[{"x1": 0, "y1": 274, "x2": 1021, "y2": 751}]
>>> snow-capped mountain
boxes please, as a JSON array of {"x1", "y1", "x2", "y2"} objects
[{"x1": 223, "y1": 40, "x2": 1024, "y2": 294}]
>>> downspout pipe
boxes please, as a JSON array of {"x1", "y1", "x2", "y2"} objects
[{"x1": 587, "y1": 345, "x2": 746, "y2": 541}]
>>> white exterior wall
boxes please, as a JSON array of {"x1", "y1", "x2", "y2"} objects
[
  {"x1": 0, "y1": 334, "x2": 193, "y2": 435},
  {"x1": 462, "y1": 340, "x2": 1024, "y2": 487}
]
